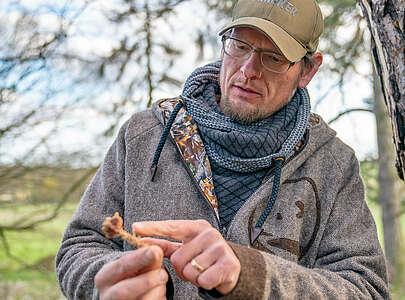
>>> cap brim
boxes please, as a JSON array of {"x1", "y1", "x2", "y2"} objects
[{"x1": 218, "y1": 17, "x2": 306, "y2": 63}]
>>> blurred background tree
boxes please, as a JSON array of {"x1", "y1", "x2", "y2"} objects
[
  {"x1": 0, "y1": 0, "x2": 190, "y2": 241},
  {"x1": 0, "y1": 0, "x2": 403, "y2": 299},
  {"x1": 319, "y1": 0, "x2": 404, "y2": 294}
]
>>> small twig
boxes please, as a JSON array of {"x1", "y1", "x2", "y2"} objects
[
  {"x1": 0, "y1": 229, "x2": 30, "y2": 267},
  {"x1": 102, "y1": 212, "x2": 147, "y2": 248},
  {"x1": 328, "y1": 108, "x2": 373, "y2": 125}
]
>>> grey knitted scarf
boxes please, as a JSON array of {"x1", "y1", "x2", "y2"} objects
[{"x1": 182, "y1": 61, "x2": 310, "y2": 173}]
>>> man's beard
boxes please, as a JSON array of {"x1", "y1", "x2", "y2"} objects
[
  {"x1": 219, "y1": 96, "x2": 267, "y2": 123},
  {"x1": 219, "y1": 86, "x2": 298, "y2": 124}
]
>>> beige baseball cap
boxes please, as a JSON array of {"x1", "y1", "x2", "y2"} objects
[{"x1": 219, "y1": 0, "x2": 324, "y2": 62}]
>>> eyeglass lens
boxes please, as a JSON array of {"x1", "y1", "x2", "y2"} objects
[{"x1": 223, "y1": 37, "x2": 291, "y2": 74}]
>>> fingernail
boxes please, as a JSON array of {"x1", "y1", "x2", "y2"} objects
[
  {"x1": 133, "y1": 222, "x2": 143, "y2": 229},
  {"x1": 132, "y1": 223, "x2": 141, "y2": 232}
]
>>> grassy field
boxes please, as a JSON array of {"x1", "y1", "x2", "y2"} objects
[
  {"x1": 0, "y1": 201, "x2": 404, "y2": 299},
  {"x1": 0, "y1": 203, "x2": 77, "y2": 300}
]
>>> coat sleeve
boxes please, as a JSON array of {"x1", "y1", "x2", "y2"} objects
[
  {"x1": 55, "y1": 120, "x2": 175, "y2": 300},
  {"x1": 211, "y1": 154, "x2": 390, "y2": 300}
]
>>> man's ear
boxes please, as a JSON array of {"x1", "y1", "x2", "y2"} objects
[{"x1": 298, "y1": 53, "x2": 323, "y2": 88}]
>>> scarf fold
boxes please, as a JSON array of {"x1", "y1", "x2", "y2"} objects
[{"x1": 181, "y1": 61, "x2": 310, "y2": 173}]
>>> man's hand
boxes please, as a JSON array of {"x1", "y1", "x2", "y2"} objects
[
  {"x1": 133, "y1": 220, "x2": 241, "y2": 295},
  {"x1": 94, "y1": 245, "x2": 168, "y2": 300}
]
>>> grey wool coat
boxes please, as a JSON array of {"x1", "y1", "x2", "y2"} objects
[{"x1": 56, "y1": 97, "x2": 390, "y2": 300}]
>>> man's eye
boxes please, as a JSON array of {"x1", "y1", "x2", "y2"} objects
[
  {"x1": 264, "y1": 54, "x2": 284, "y2": 64},
  {"x1": 234, "y1": 42, "x2": 248, "y2": 51}
]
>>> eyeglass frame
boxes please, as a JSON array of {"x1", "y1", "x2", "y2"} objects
[{"x1": 221, "y1": 35, "x2": 300, "y2": 74}]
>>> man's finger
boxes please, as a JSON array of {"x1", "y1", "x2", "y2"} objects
[
  {"x1": 139, "y1": 284, "x2": 167, "y2": 300},
  {"x1": 197, "y1": 258, "x2": 240, "y2": 295},
  {"x1": 103, "y1": 268, "x2": 168, "y2": 300},
  {"x1": 132, "y1": 219, "x2": 211, "y2": 243},
  {"x1": 141, "y1": 237, "x2": 182, "y2": 258},
  {"x1": 181, "y1": 251, "x2": 217, "y2": 286},
  {"x1": 170, "y1": 227, "x2": 221, "y2": 271},
  {"x1": 95, "y1": 245, "x2": 163, "y2": 288}
]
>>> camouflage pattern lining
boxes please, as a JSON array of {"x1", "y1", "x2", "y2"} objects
[{"x1": 158, "y1": 97, "x2": 219, "y2": 219}]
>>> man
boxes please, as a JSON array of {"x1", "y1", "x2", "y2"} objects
[{"x1": 56, "y1": 0, "x2": 390, "y2": 299}]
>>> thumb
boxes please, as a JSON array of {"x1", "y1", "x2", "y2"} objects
[{"x1": 140, "y1": 245, "x2": 164, "y2": 272}]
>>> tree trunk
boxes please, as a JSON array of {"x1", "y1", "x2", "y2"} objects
[
  {"x1": 373, "y1": 66, "x2": 403, "y2": 286},
  {"x1": 359, "y1": 0, "x2": 405, "y2": 180}
]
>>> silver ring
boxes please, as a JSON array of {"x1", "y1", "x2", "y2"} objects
[{"x1": 190, "y1": 258, "x2": 205, "y2": 273}]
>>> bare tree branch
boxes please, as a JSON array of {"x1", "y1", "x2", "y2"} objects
[
  {"x1": 328, "y1": 108, "x2": 373, "y2": 125},
  {"x1": 0, "y1": 228, "x2": 30, "y2": 267},
  {"x1": 145, "y1": 3, "x2": 154, "y2": 108}
]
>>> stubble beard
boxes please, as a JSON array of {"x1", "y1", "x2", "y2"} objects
[
  {"x1": 219, "y1": 95, "x2": 267, "y2": 123},
  {"x1": 219, "y1": 84, "x2": 298, "y2": 124}
]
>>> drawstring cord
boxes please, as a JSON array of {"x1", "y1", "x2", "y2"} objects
[
  {"x1": 150, "y1": 99, "x2": 184, "y2": 182},
  {"x1": 250, "y1": 157, "x2": 284, "y2": 245}
]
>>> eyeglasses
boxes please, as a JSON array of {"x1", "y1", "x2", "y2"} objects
[{"x1": 221, "y1": 35, "x2": 296, "y2": 74}]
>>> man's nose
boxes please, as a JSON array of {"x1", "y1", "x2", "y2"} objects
[{"x1": 240, "y1": 52, "x2": 262, "y2": 80}]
